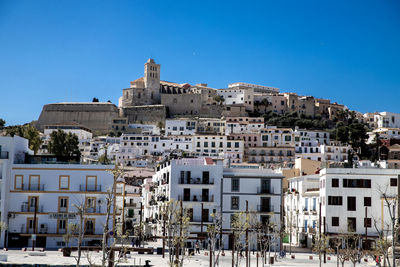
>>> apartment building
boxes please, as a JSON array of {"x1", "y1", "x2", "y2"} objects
[
  {"x1": 225, "y1": 117, "x2": 264, "y2": 135},
  {"x1": 192, "y1": 135, "x2": 244, "y2": 164},
  {"x1": 165, "y1": 119, "x2": 197, "y2": 136},
  {"x1": 144, "y1": 158, "x2": 283, "y2": 250},
  {"x1": 7, "y1": 163, "x2": 114, "y2": 249},
  {"x1": 319, "y1": 168, "x2": 400, "y2": 243},
  {"x1": 217, "y1": 86, "x2": 254, "y2": 112},
  {"x1": 374, "y1": 112, "x2": 400, "y2": 129},
  {"x1": 286, "y1": 168, "x2": 400, "y2": 248},
  {"x1": 285, "y1": 175, "x2": 320, "y2": 248},
  {"x1": 320, "y1": 142, "x2": 351, "y2": 162},
  {"x1": 118, "y1": 134, "x2": 193, "y2": 166},
  {"x1": 246, "y1": 128, "x2": 295, "y2": 167},
  {"x1": 0, "y1": 136, "x2": 32, "y2": 247},
  {"x1": 146, "y1": 158, "x2": 222, "y2": 240},
  {"x1": 222, "y1": 167, "x2": 283, "y2": 250},
  {"x1": 115, "y1": 183, "x2": 142, "y2": 234}
]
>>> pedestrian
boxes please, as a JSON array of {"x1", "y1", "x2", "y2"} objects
[{"x1": 195, "y1": 240, "x2": 200, "y2": 254}]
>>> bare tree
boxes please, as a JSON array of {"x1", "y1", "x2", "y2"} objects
[
  {"x1": 207, "y1": 211, "x2": 224, "y2": 267},
  {"x1": 162, "y1": 199, "x2": 191, "y2": 267},
  {"x1": 231, "y1": 212, "x2": 249, "y2": 267}
]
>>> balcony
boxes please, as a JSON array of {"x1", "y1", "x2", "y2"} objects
[
  {"x1": 80, "y1": 184, "x2": 102, "y2": 192},
  {"x1": 124, "y1": 202, "x2": 137, "y2": 207},
  {"x1": 257, "y1": 205, "x2": 275, "y2": 213},
  {"x1": 178, "y1": 178, "x2": 215, "y2": 185},
  {"x1": 257, "y1": 187, "x2": 274, "y2": 194},
  {"x1": 0, "y1": 151, "x2": 9, "y2": 159},
  {"x1": 21, "y1": 184, "x2": 45, "y2": 191},
  {"x1": 21, "y1": 204, "x2": 44, "y2": 213},
  {"x1": 178, "y1": 195, "x2": 214, "y2": 202},
  {"x1": 84, "y1": 207, "x2": 97, "y2": 213}
]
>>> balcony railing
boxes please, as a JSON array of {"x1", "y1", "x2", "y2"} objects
[
  {"x1": 0, "y1": 151, "x2": 9, "y2": 159},
  {"x1": 124, "y1": 202, "x2": 137, "y2": 207},
  {"x1": 178, "y1": 195, "x2": 214, "y2": 202},
  {"x1": 80, "y1": 184, "x2": 102, "y2": 192},
  {"x1": 190, "y1": 217, "x2": 214, "y2": 223},
  {"x1": 21, "y1": 184, "x2": 45, "y2": 191},
  {"x1": 21, "y1": 204, "x2": 44, "y2": 213},
  {"x1": 178, "y1": 178, "x2": 215, "y2": 185},
  {"x1": 257, "y1": 205, "x2": 275, "y2": 213},
  {"x1": 257, "y1": 187, "x2": 274, "y2": 194}
]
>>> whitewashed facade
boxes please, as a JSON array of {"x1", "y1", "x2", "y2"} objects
[{"x1": 7, "y1": 164, "x2": 114, "y2": 249}]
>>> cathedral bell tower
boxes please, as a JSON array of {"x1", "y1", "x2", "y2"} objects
[{"x1": 144, "y1": 58, "x2": 161, "y2": 104}]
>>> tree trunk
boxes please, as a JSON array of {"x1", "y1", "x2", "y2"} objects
[{"x1": 76, "y1": 210, "x2": 83, "y2": 267}]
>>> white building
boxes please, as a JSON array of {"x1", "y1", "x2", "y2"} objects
[
  {"x1": 222, "y1": 167, "x2": 283, "y2": 250},
  {"x1": 225, "y1": 117, "x2": 264, "y2": 135},
  {"x1": 118, "y1": 134, "x2": 193, "y2": 166},
  {"x1": 165, "y1": 119, "x2": 196, "y2": 136},
  {"x1": 374, "y1": 112, "x2": 400, "y2": 129},
  {"x1": 320, "y1": 168, "x2": 400, "y2": 243},
  {"x1": 228, "y1": 82, "x2": 279, "y2": 94},
  {"x1": 217, "y1": 86, "x2": 254, "y2": 112},
  {"x1": 144, "y1": 158, "x2": 283, "y2": 250},
  {"x1": 0, "y1": 136, "x2": 32, "y2": 247},
  {"x1": 286, "y1": 168, "x2": 400, "y2": 249},
  {"x1": 285, "y1": 175, "x2": 320, "y2": 248},
  {"x1": 7, "y1": 163, "x2": 114, "y2": 249},
  {"x1": 367, "y1": 128, "x2": 400, "y2": 144},
  {"x1": 116, "y1": 183, "x2": 142, "y2": 234},
  {"x1": 320, "y1": 142, "x2": 351, "y2": 163},
  {"x1": 192, "y1": 135, "x2": 244, "y2": 165}
]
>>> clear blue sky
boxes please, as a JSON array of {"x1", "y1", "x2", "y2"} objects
[{"x1": 1, "y1": 0, "x2": 399, "y2": 126}]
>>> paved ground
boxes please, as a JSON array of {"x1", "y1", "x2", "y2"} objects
[{"x1": 0, "y1": 249, "x2": 378, "y2": 266}]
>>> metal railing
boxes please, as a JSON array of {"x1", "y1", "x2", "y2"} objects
[
  {"x1": 80, "y1": 184, "x2": 102, "y2": 192},
  {"x1": 257, "y1": 187, "x2": 274, "y2": 194},
  {"x1": 178, "y1": 194, "x2": 214, "y2": 202},
  {"x1": 21, "y1": 184, "x2": 45, "y2": 191},
  {"x1": 257, "y1": 205, "x2": 275, "y2": 213},
  {"x1": 178, "y1": 178, "x2": 215, "y2": 185},
  {"x1": 21, "y1": 204, "x2": 44, "y2": 212}
]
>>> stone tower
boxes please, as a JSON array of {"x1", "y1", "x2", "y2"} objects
[{"x1": 144, "y1": 58, "x2": 161, "y2": 104}]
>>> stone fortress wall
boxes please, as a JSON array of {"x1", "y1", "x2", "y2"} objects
[{"x1": 36, "y1": 102, "x2": 119, "y2": 135}]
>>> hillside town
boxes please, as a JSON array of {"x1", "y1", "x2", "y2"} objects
[{"x1": 0, "y1": 58, "x2": 399, "y2": 266}]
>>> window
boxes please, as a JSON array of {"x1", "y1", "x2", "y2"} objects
[
  {"x1": 231, "y1": 178, "x2": 239, "y2": 191},
  {"x1": 391, "y1": 178, "x2": 398, "y2": 187},
  {"x1": 59, "y1": 175, "x2": 70, "y2": 190},
  {"x1": 262, "y1": 135, "x2": 268, "y2": 141},
  {"x1": 14, "y1": 175, "x2": 23, "y2": 190},
  {"x1": 59, "y1": 197, "x2": 68, "y2": 212},
  {"x1": 284, "y1": 136, "x2": 291, "y2": 141},
  {"x1": 231, "y1": 196, "x2": 239, "y2": 210},
  {"x1": 364, "y1": 197, "x2": 371, "y2": 207},
  {"x1": 364, "y1": 218, "x2": 372, "y2": 228},
  {"x1": 332, "y1": 178, "x2": 339, "y2": 187},
  {"x1": 58, "y1": 219, "x2": 67, "y2": 232},
  {"x1": 29, "y1": 175, "x2": 40, "y2": 191},
  {"x1": 343, "y1": 179, "x2": 371, "y2": 188},
  {"x1": 347, "y1": 196, "x2": 356, "y2": 211},
  {"x1": 85, "y1": 197, "x2": 96, "y2": 213},
  {"x1": 227, "y1": 142, "x2": 231, "y2": 148},
  {"x1": 328, "y1": 196, "x2": 343, "y2": 205},
  {"x1": 332, "y1": 217, "x2": 339, "y2": 227},
  {"x1": 347, "y1": 217, "x2": 356, "y2": 232},
  {"x1": 86, "y1": 176, "x2": 97, "y2": 191},
  {"x1": 85, "y1": 219, "x2": 95, "y2": 235}
]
